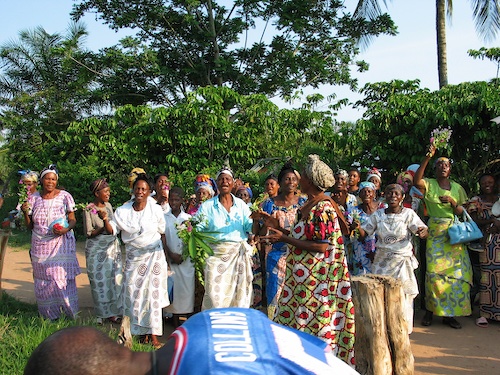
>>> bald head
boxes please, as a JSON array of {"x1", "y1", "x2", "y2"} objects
[{"x1": 24, "y1": 327, "x2": 134, "y2": 375}]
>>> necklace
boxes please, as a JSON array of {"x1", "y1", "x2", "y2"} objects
[
  {"x1": 133, "y1": 202, "x2": 146, "y2": 235},
  {"x1": 385, "y1": 206, "x2": 403, "y2": 228}
]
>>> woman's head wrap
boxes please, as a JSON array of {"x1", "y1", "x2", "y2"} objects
[
  {"x1": 303, "y1": 154, "x2": 335, "y2": 192},
  {"x1": 278, "y1": 161, "x2": 300, "y2": 183},
  {"x1": 335, "y1": 169, "x2": 348, "y2": 178},
  {"x1": 366, "y1": 167, "x2": 382, "y2": 183},
  {"x1": 216, "y1": 166, "x2": 234, "y2": 180},
  {"x1": 90, "y1": 178, "x2": 109, "y2": 195},
  {"x1": 434, "y1": 157, "x2": 451, "y2": 168},
  {"x1": 194, "y1": 174, "x2": 217, "y2": 197},
  {"x1": 406, "y1": 164, "x2": 420, "y2": 176},
  {"x1": 40, "y1": 164, "x2": 58, "y2": 180},
  {"x1": 385, "y1": 183, "x2": 405, "y2": 195},
  {"x1": 359, "y1": 181, "x2": 376, "y2": 192},
  {"x1": 128, "y1": 167, "x2": 146, "y2": 188},
  {"x1": 19, "y1": 170, "x2": 39, "y2": 183},
  {"x1": 396, "y1": 171, "x2": 413, "y2": 186},
  {"x1": 237, "y1": 183, "x2": 253, "y2": 199}
]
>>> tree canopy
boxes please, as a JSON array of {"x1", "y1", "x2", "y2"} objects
[{"x1": 71, "y1": 0, "x2": 396, "y2": 103}]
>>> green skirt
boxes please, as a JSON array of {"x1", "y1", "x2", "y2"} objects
[{"x1": 425, "y1": 217, "x2": 472, "y2": 317}]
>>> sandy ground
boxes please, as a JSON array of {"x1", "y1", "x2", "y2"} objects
[{"x1": 2, "y1": 241, "x2": 500, "y2": 375}]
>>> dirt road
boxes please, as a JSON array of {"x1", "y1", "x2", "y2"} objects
[{"x1": 2, "y1": 243, "x2": 499, "y2": 374}]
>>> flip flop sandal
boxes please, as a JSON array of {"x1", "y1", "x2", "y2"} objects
[
  {"x1": 476, "y1": 316, "x2": 488, "y2": 328},
  {"x1": 107, "y1": 316, "x2": 122, "y2": 324}
]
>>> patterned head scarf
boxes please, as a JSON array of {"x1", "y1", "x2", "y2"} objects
[
  {"x1": 237, "y1": 183, "x2": 253, "y2": 199},
  {"x1": 359, "y1": 181, "x2": 376, "y2": 192},
  {"x1": 216, "y1": 166, "x2": 234, "y2": 180},
  {"x1": 396, "y1": 171, "x2": 413, "y2": 185},
  {"x1": 385, "y1": 183, "x2": 405, "y2": 196},
  {"x1": 90, "y1": 178, "x2": 109, "y2": 195},
  {"x1": 194, "y1": 174, "x2": 217, "y2": 197},
  {"x1": 304, "y1": 154, "x2": 335, "y2": 192},
  {"x1": 434, "y1": 157, "x2": 451, "y2": 168},
  {"x1": 19, "y1": 170, "x2": 39, "y2": 183},
  {"x1": 40, "y1": 164, "x2": 58, "y2": 180},
  {"x1": 335, "y1": 169, "x2": 349, "y2": 178},
  {"x1": 366, "y1": 167, "x2": 382, "y2": 183}
]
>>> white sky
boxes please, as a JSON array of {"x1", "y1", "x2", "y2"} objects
[{"x1": 0, "y1": 0, "x2": 497, "y2": 122}]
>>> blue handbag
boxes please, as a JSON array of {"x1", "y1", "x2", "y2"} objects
[{"x1": 448, "y1": 209, "x2": 483, "y2": 245}]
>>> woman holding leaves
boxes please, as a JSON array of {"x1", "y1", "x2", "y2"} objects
[
  {"x1": 195, "y1": 166, "x2": 255, "y2": 310},
  {"x1": 22, "y1": 164, "x2": 80, "y2": 320},
  {"x1": 414, "y1": 143, "x2": 471, "y2": 329},
  {"x1": 82, "y1": 178, "x2": 123, "y2": 325},
  {"x1": 16, "y1": 170, "x2": 40, "y2": 221}
]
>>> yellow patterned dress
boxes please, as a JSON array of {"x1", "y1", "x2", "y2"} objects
[
  {"x1": 276, "y1": 200, "x2": 355, "y2": 367},
  {"x1": 423, "y1": 178, "x2": 472, "y2": 317}
]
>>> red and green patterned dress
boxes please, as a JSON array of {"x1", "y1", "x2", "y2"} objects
[{"x1": 275, "y1": 200, "x2": 355, "y2": 367}]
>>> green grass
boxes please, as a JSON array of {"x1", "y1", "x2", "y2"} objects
[
  {"x1": 0, "y1": 292, "x2": 154, "y2": 375},
  {"x1": 0, "y1": 233, "x2": 153, "y2": 375},
  {"x1": 5, "y1": 229, "x2": 32, "y2": 251}
]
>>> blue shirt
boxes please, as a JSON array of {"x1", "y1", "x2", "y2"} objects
[
  {"x1": 195, "y1": 194, "x2": 253, "y2": 242},
  {"x1": 168, "y1": 308, "x2": 359, "y2": 375}
]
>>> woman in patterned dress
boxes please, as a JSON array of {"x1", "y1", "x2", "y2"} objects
[
  {"x1": 83, "y1": 178, "x2": 123, "y2": 324},
  {"x1": 466, "y1": 173, "x2": 500, "y2": 327},
  {"x1": 255, "y1": 162, "x2": 306, "y2": 318},
  {"x1": 347, "y1": 181, "x2": 384, "y2": 275},
  {"x1": 414, "y1": 144, "x2": 471, "y2": 329},
  {"x1": 21, "y1": 164, "x2": 80, "y2": 320},
  {"x1": 110, "y1": 174, "x2": 170, "y2": 348},
  {"x1": 262, "y1": 154, "x2": 355, "y2": 367}
]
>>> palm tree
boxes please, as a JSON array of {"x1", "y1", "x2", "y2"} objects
[{"x1": 354, "y1": 0, "x2": 500, "y2": 87}]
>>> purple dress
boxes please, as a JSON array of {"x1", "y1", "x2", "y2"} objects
[{"x1": 30, "y1": 190, "x2": 80, "y2": 319}]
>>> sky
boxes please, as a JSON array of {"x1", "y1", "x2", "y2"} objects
[{"x1": 0, "y1": 0, "x2": 498, "y2": 122}]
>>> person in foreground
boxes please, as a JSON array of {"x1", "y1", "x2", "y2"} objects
[
  {"x1": 262, "y1": 154, "x2": 355, "y2": 367},
  {"x1": 414, "y1": 145, "x2": 471, "y2": 329},
  {"x1": 24, "y1": 308, "x2": 360, "y2": 375}
]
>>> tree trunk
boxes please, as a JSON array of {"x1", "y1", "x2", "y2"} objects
[
  {"x1": 351, "y1": 274, "x2": 414, "y2": 375},
  {"x1": 436, "y1": 0, "x2": 448, "y2": 88}
]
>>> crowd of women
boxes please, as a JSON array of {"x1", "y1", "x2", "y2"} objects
[{"x1": 17, "y1": 145, "x2": 499, "y2": 367}]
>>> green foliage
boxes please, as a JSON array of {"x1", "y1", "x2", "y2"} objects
[
  {"x1": 71, "y1": 0, "x2": 396, "y2": 101},
  {"x1": 352, "y1": 80, "x2": 500, "y2": 193},
  {"x1": 61, "y1": 86, "x2": 339, "y2": 202},
  {"x1": 468, "y1": 47, "x2": 500, "y2": 79}
]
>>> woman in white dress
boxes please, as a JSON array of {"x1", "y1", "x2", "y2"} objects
[
  {"x1": 164, "y1": 187, "x2": 195, "y2": 326},
  {"x1": 356, "y1": 183, "x2": 428, "y2": 333},
  {"x1": 110, "y1": 174, "x2": 170, "y2": 348}
]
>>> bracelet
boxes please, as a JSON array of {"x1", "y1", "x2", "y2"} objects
[{"x1": 425, "y1": 152, "x2": 432, "y2": 158}]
